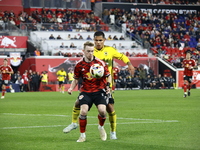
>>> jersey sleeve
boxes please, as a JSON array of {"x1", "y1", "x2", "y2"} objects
[
  {"x1": 8, "y1": 65, "x2": 13, "y2": 72},
  {"x1": 192, "y1": 59, "x2": 196, "y2": 67},
  {"x1": 74, "y1": 64, "x2": 81, "y2": 79},
  {"x1": 112, "y1": 47, "x2": 130, "y2": 64}
]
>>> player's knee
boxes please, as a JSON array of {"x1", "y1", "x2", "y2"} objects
[
  {"x1": 99, "y1": 112, "x2": 106, "y2": 118},
  {"x1": 74, "y1": 100, "x2": 80, "y2": 108},
  {"x1": 80, "y1": 110, "x2": 88, "y2": 116}
]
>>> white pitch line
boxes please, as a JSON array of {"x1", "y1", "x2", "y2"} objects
[
  {"x1": 0, "y1": 120, "x2": 179, "y2": 130},
  {"x1": 0, "y1": 113, "x2": 179, "y2": 130},
  {"x1": 1, "y1": 113, "x2": 179, "y2": 122}
]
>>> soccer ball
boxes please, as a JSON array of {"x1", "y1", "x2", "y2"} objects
[{"x1": 90, "y1": 63, "x2": 104, "y2": 78}]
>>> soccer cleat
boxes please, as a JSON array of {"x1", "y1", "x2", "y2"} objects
[
  {"x1": 188, "y1": 91, "x2": 190, "y2": 96},
  {"x1": 1, "y1": 96, "x2": 5, "y2": 99},
  {"x1": 76, "y1": 136, "x2": 86, "y2": 142},
  {"x1": 10, "y1": 89, "x2": 15, "y2": 93},
  {"x1": 183, "y1": 94, "x2": 187, "y2": 98},
  {"x1": 63, "y1": 123, "x2": 78, "y2": 133},
  {"x1": 98, "y1": 125, "x2": 107, "y2": 141},
  {"x1": 110, "y1": 132, "x2": 117, "y2": 140},
  {"x1": 62, "y1": 91, "x2": 65, "y2": 94}
]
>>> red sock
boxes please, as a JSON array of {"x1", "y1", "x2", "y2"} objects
[
  {"x1": 112, "y1": 86, "x2": 115, "y2": 91},
  {"x1": 6, "y1": 86, "x2": 9, "y2": 89},
  {"x1": 188, "y1": 85, "x2": 191, "y2": 91},
  {"x1": 98, "y1": 114, "x2": 106, "y2": 126},
  {"x1": 79, "y1": 118, "x2": 87, "y2": 133},
  {"x1": 183, "y1": 84, "x2": 187, "y2": 92},
  {"x1": 2, "y1": 89, "x2": 6, "y2": 96}
]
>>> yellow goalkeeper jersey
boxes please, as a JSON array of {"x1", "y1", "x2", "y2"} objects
[
  {"x1": 94, "y1": 45, "x2": 130, "y2": 76},
  {"x1": 56, "y1": 70, "x2": 67, "y2": 82}
]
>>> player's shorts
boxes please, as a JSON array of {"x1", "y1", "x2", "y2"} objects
[
  {"x1": 58, "y1": 81, "x2": 64, "y2": 85},
  {"x1": 184, "y1": 75, "x2": 192, "y2": 83},
  {"x1": 78, "y1": 90, "x2": 108, "y2": 110},
  {"x1": 108, "y1": 93, "x2": 114, "y2": 104},
  {"x1": 2, "y1": 80, "x2": 11, "y2": 85}
]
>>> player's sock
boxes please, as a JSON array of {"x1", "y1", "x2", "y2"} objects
[
  {"x1": 62, "y1": 85, "x2": 65, "y2": 92},
  {"x1": 173, "y1": 83, "x2": 176, "y2": 89},
  {"x1": 109, "y1": 111, "x2": 117, "y2": 132},
  {"x1": 98, "y1": 114, "x2": 106, "y2": 126},
  {"x1": 6, "y1": 86, "x2": 10, "y2": 89},
  {"x1": 187, "y1": 85, "x2": 191, "y2": 91},
  {"x1": 72, "y1": 106, "x2": 80, "y2": 123},
  {"x1": 2, "y1": 89, "x2": 6, "y2": 96},
  {"x1": 183, "y1": 84, "x2": 187, "y2": 93},
  {"x1": 79, "y1": 115, "x2": 87, "y2": 133}
]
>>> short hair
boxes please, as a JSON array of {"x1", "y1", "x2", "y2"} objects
[
  {"x1": 185, "y1": 50, "x2": 192, "y2": 54},
  {"x1": 83, "y1": 41, "x2": 94, "y2": 49},
  {"x1": 94, "y1": 31, "x2": 105, "y2": 38},
  {"x1": 4, "y1": 58, "x2": 8, "y2": 61}
]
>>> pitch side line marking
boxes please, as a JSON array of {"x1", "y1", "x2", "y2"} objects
[
  {"x1": 1, "y1": 121, "x2": 179, "y2": 130},
  {"x1": 1, "y1": 113, "x2": 179, "y2": 122}
]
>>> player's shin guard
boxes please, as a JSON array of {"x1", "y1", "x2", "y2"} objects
[
  {"x1": 79, "y1": 115, "x2": 87, "y2": 133},
  {"x1": 72, "y1": 107, "x2": 80, "y2": 123},
  {"x1": 98, "y1": 114, "x2": 106, "y2": 126},
  {"x1": 109, "y1": 111, "x2": 117, "y2": 132}
]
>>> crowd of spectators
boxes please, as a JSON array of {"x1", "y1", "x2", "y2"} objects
[
  {"x1": 126, "y1": 0, "x2": 200, "y2": 5},
  {"x1": 104, "y1": 7, "x2": 200, "y2": 66},
  {"x1": 26, "y1": 8, "x2": 110, "y2": 32},
  {"x1": 48, "y1": 33, "x2": 125, "y2": 41},
  {"x1": 114, "y1": 64, "x2": 176, "y2": 90}
]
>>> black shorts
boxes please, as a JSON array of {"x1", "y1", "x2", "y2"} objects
[
  {"x1": 108, "y1": 93, "x2": 114, "y2": 104},
  {"x1": 184, "y1": 76, "x2": 192, "y2": 83},
  {"x1": 2, "y1": 80, "x2": 11, "y2": 86},
  {"x1": 78, "y1": 90, "x2": 108, "y2": 110},
  {"x1": 58, "y1": 81, "x2": 64, "y2": 85}
]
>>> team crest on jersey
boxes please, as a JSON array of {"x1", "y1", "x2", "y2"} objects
[
  {"x1": 86, "y1": 72, "x2": 93, "y2": 80},
  {"x1": 79, "y1": 95, "x2": 84, "y2": 100},
  {"x1": 104, "y1": 52, "x2": 108, "y2": 56}
]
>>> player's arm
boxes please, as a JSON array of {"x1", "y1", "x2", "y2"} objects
[
  {"x1": 7, "y1": 66, "x2": 14, "y2": 74},
  {"x1": 127, "y1": 61, "x2": 135, "y2": 77},
  {"x1": 113, "y1": 49, "x2": 135, "y2": 76},
  {"x1": 106, "y1": 74, "x2": 112, "y2": 94},
  {"x1": 68, "y1": 78, "x2": 78, "y2": 95}
]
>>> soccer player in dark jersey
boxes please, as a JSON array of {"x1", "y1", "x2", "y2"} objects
[
  {"x1": 67, "y1": 41, "x2": 111, "y2": 142},
  {"x1": 182, "y1": 51, "x2": 196, "y2": 98},
  {"x1": 63, "y1": 31, "x2": 135, "y2": 140},
  {"x1": 0, "y1": 58, "x2": 14, "y2": 99}
]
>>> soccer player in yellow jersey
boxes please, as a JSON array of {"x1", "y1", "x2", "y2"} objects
[
  {"x1": 56, "y1": 68, "x2": 67, "y2": 93},
  {"x1": 63, "y1": 31, "x2": 135, "y2": 139}
]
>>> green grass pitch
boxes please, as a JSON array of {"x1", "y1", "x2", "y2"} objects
[{"x1": 0, "y1": 89, "x2": 200, "y2": 150}]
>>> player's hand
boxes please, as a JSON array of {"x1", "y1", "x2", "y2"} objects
[
  {"x1": 105, "y1": 86, "x2": 111, "y2": 94},
  {"x1": 68, "y1": 88, "x2": 73, "y2": 95}
]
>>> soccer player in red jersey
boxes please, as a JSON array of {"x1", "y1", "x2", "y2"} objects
[
  {"x1": 113, "y1": 63, "x2": 120, "y2": 90},
  {"x1": 67, "y1": 41, "x2": 112, "y2": 142},
  {"x1": 63, "y1": 31, "x2": 134, "y2": 140},
  {"x1": 0, "y1": 58, "x2": 14, "y2": 99},
  {"x1": 182, "y1": 51, "x2": 196, "y2": 98}
]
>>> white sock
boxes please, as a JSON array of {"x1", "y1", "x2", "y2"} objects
[{"x1": 80, "y1": 133, "x2": 86, "y2": 138}]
